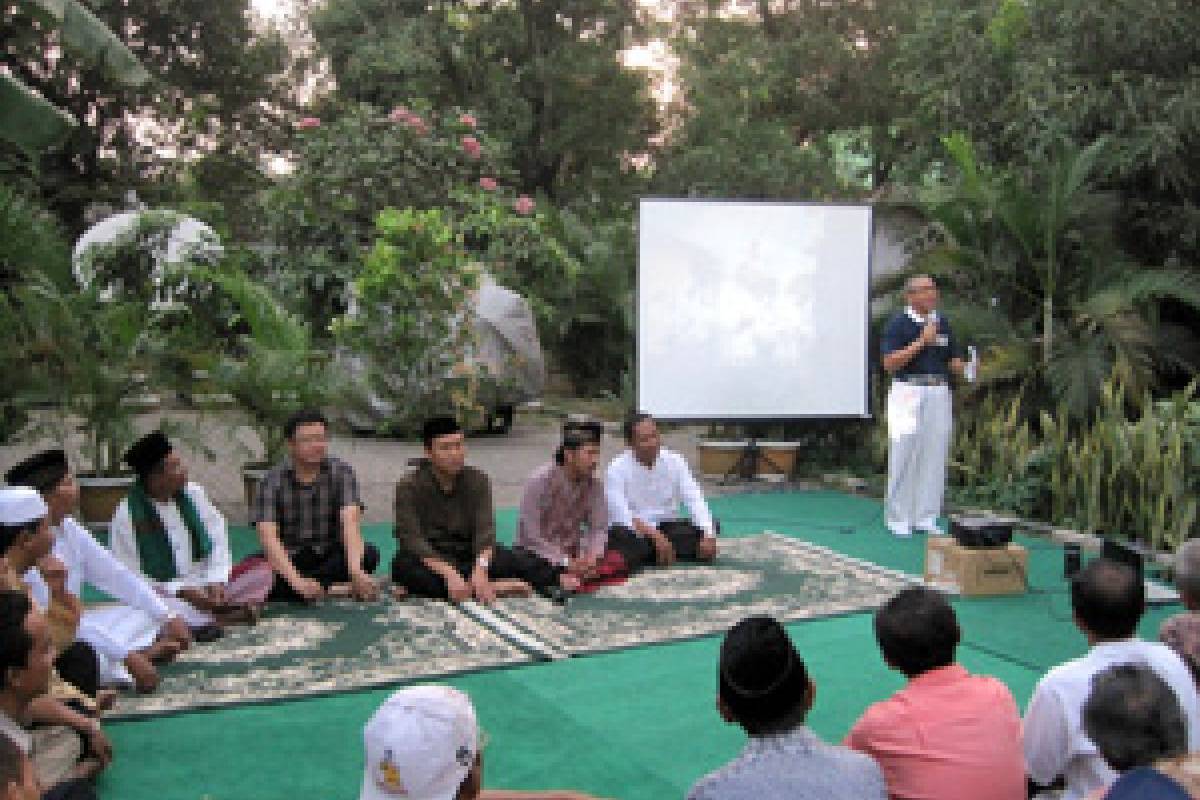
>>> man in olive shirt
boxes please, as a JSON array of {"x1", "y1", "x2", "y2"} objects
[{"x1": 391, "y1": 417, "x2": 531, "y2": 603}]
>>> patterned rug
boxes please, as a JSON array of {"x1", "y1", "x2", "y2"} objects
[
  {"x1": 111, "y1": 598, "x2": 532, "y2": 720},
  {"x1": 110, "y1": 533, "x2": 916, "y2": 720},
  {"x1": 482, "y1": 532, "x2": 919, "y2": 657}
]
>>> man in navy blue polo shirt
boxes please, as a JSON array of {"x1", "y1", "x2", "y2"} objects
[{"x1": 879, "y1": 275, "x2": 966, "y2": 538}]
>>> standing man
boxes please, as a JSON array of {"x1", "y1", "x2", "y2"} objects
[
  {"x1": 391, "y1": 416, "x2": 531, "y2": 603},
  {"x1": 514, "y1": 418, "x2": 609, "y2": 593},
  {"x1": 252, "y1": 410, "x2": 379, "y2": 603},
  {"x1": 110, "y1": 431, "x2": 268, "y2": 629},
  {"x1": 605, "y1": 412, "x2": 718, "y2": 573},
  {"x1": 880, "y1": 274, "x2": 966, "y2": 538},
  {"x1": 6, "y1": 450, "x2": 190, "y2": 693}
]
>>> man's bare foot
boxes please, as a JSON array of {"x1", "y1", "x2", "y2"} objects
[
  {"x1": 143, "y1": 638, "x2": 182, "y2": 664},
  {"x1": 124, "y1": 651, "x2": 159, "y2": 694},
  {"x1": 326, "y1": 583, "x2": 353, "y2": 598},
  {"x1": 559, "y1": 573, "x2": 581, "y2": 592},
  {"x1": 390, "y1": 585, "x2": 408, "y2": 601},
  {"x1": 491, "y1": 579, "x2": 533, "y2": 598},
  {"x1": 214, "y1": 605, "x2": 259, "y2": 626},
  {"x1": 69, "y1": 757, "x2": 104, "y2": 782},
  {"x1": 95, "y1": 689, "x2": 117, "y2": 712}
]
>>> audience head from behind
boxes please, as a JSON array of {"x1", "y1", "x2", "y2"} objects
[
  {"x1": 284, "y1": 408, "x2": 329, "y2": 469},
  {"x1": 1083, "y1": 663, "x2": 1188, "y2": 775},
  {"x1": 0, "y1": 732, "x2": 37, "y2": 800},
  {"x1": 360, "y1": 685, "x2": 483, "y2": 800},
  {"x1": 422, "y1": 416, "x2": 466, "y2": 481},
  {"x1": 622, "y1": 410, "x2": 660, "y2": 466},
  {"x1": 1172, "y1": 539, "x2": 1200, "y2": 613},
  {"x1": 555, "y1": 416, "x2": 603, "y2": 479},
  {"x1": 874, "y1": 586, "x2": 960, "y2": 679},
  {"x1": 1071, "y1": 558, "x2": 1145, "y2": 643},
  {"x1": 718, "y1": 616, "x2": 814, "y2": 736},
  {"x1": 0, "y1": 489, "x2": 52, "y2": 567},
  {"x1": 1161, "y1": 540, "x2": 1200, "y2": 687},
  {"x1": 3, "y1": 449, "x2": 76, "y2": 520},
  {"x1": 0, "y1": 590, "x2": 51, "y2": 703}
]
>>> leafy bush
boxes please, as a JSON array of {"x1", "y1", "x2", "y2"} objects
[
  {"x1": 332, "y1": 207, "x2": 483, "y2": 432},
  {"x1": 949, "y1": 380, "x2": 1200, "y2": 550}
]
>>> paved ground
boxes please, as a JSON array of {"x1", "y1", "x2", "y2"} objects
[{"x1": 0, "y1": 409, "x2": 724, "y2": 524}]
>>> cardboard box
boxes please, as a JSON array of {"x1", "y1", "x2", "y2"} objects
[{"x1": 924, "y1": 536, "x2": 1028, "y2": 596}]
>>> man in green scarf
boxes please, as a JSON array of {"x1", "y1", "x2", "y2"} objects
[{"x1": 109, "y1": 432, "x2": 270, "y2": 635}]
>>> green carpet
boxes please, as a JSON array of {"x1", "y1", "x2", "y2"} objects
[{"x1": 94, "y1": 490, "x2": 1182, "y2": 800}]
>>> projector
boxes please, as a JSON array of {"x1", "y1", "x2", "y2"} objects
[{"x1": 949, "y1": 515, "x2": 1013, "y2": 549}]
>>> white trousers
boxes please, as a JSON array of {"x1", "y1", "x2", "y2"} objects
[
  {"x1": 79, "y1": 594, "x2": 213, "y2": 687},
  {"x1": 885, "y1": 382, "x2": 952, "y2": 533}
]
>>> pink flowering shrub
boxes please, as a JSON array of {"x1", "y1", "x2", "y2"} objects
[{"x1": 513, "y1": 195, "x2": 535, "y2": 215}]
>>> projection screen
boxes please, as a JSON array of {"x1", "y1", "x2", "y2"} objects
[{"x1": 637, "y1": 199, "x2": 872, "y2": 419}]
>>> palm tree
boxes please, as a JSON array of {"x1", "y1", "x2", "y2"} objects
[
  {"x1": 898, "y1": 133, "x2": 1200, "y2": 418},
  {"x1": 2, "y1": 0, "x2": 148, "y2": 152}
]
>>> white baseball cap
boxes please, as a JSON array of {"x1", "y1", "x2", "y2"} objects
[
  {"x1": 360, "y1": 685, "x2": 480, "y2": 800},
  {"x1": 0, "y1": 488, "x2": 47, "y2": 527}
]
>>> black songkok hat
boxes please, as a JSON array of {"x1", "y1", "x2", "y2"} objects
[
  {"x1": 718, "y1": 616, "x2": 810, "y2": 727},
  {"x1": 562, "y1": 416, "x2": 603, "y2": 448},
  {"x1": 4, "y1": 449, "x2": 69, "y2": 493},
  {"x1": 123, "y1": 431, "x2": 172, "y2": 480},
  {"x1": 422, "y1": 416, "x2": 462, "y2": 447}
]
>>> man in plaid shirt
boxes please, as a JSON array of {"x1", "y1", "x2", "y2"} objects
[{"x1": 252, "y1": 410, "x2": 379, "y2": 603}]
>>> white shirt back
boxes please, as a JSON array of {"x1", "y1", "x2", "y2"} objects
[{"x1": 1023, "y1": 638, "x2": 1200, "y2": 800}]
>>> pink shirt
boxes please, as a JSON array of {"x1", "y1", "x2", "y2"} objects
[{"x1": 844, "y1": 664, "x2": 1025, "y2": 800}]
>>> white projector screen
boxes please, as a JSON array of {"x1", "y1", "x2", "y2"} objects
[{"x1": 638, "y1": 199, "x2": 872, "y2": 419}]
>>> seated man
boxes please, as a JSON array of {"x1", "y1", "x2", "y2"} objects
[
  {"x1": 6, "y1": 450, "x2": 191, "y2": 694},
  {"x1": 392, "y1": 416, "x2": 531, "y2": 603},
  {"x1": 252, "y1": 409, "x2": 379, "y2": 603},
  {"x1": 110, "y1": 431, "x2": 269, "y2": 632},
  {"x1": 1082, "y1": 664, "x2": 1190, "y2": 800},
  {"x1": 687, "y1": 615, "x2": 886, "y2": 800},
  {"x1": 361, "y1": 684, "x2": 600, "y2": 800},
  {"x1": 1024, "y1": 558, "x2": 1200, "y2": 800},
  {"x1": 513, "y1": 418, "x2": 609, "y2": 593},
  {"x1": 0, "y1": 731, "x2": 41, "y2": 800},
  {"x1": 605, "y1": 411, "x2": 717, "y2": 573},
  {"x1": 844, "y1": 586, "x2": 1025, "y2": 800},
  {"x1": 0, "y1": 589, "x2": 99, "y2": 800}
]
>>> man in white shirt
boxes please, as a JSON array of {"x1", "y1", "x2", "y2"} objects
[
  {"x1": 1023, "y1": 557, "x2": 1200, "y2": 800},
  {"x1": 110, "y1": 432, "x2": 267, "y2": 632},
  {"x1": 605, "y1": 412, "x2": 718, "y2": 573},
  {"x1": 5, "y1": 450, "x2": 191, "y2": 694}
]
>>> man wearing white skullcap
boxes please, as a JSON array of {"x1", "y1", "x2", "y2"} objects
[{"x1": 361, "y1": 685, "x2": 601, "y2": 800}]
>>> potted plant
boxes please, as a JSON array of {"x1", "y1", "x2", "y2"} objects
[
  {"x1": 6, "y1": 271, "x2": 166, "y2": 525},
  {"x1": 200, "y1": 268, "x2": 337, "y2": 507}
]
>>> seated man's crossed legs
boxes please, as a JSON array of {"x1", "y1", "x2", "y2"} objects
[
  {"x1": 391, "y1": 546, "x2": 534, "y2": 602},
  {"x1": 606, "y1": 518, "x2": 719, "y2": 574}
]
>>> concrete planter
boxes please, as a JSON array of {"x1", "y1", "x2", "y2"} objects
[
  {"x1": 755, "y1": 441, "x2": 799, "y2": 477},
  {"x1": 242, "y1": 463, "x2": 271, "y2": 509},
  {"x1": 696, "y1": 441, "x2": 747, "y2": 477},
  {"x1": 77, "y1": 473, "x2": 134, "y2": 528}
]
